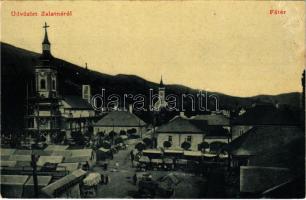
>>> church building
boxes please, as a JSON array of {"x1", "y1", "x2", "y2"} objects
[
  {"x1": 24, "y1": 23, "x2": 96, "y2": 144},
  {"x1": 153, "y1": 76, "x2": 168, "y2": 111}
]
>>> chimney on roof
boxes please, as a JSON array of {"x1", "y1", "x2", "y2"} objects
[
  {"x1": 82, "y1": 85, "x2": 91, "y2": 103},
  {"x1": 129, "y1": 104, "x2": 133, "y2": 114},
  {"x1": 180, "y1": 111, "x2": 186, "y2": 118}
]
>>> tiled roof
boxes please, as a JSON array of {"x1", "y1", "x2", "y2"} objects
[
  {"x1": 224, "y1": 126, "x2": 304, "y2": 156},
  {"x1": 191, "y1": 114, "x2": 230, "y2": 125},
  {"x1": 41, "y1": 169, "x2": 87, "y2": 197},
  {"x1": 156, "y1": 115, "x2": 229, "y2": 137},
  {"x1": 249, "y1": 137, "x2": 304, "y2": 173},
  {"x1": 1, "y1": 175, "x2": 29, "y2": 185},
  {"x1": 231, "y1": 105, "x2": 300, "y2": 125},
  {"x1": 93, "y1": 111, "x2": 146, "y2": 127},
  {"x1": 25, "y1": 176, "x2": 52, "y2": 186},
  {"x1": 63, "y1": 95, "x2": 92, "y2": 109},
  {"x1": 156, "y1": 116, "x2": 206, "y2": 133}
]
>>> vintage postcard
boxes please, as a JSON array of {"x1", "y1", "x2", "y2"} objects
[{"x1": 1, "y1": 0, "x2": 305, "y2": 198}]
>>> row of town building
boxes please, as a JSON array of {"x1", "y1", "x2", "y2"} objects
[
  {"x1": 24, "y1": 23, "x2": 305, "y2": 151},
  {"x1": 6, "y1": 22, "x2": 306, "y2": 198}
]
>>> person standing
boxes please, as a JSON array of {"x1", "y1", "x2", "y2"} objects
[
  {"x1": 130, "y1": 150, "x2": 134, "y2": 167},
  {"x1": 133, "y1": 173, "x2": 137, "y2": 185},
  {"x1": 100, "y1": 174, "x2": 104, "y2": 185},
  {"x1": 105, "y1": 175, "x2": 109, "y2": 185}
]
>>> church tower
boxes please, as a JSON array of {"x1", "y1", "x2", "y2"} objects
[
  {"x1": 36, "y1": 22, "x2": 58, "y2": 99},
  {"x1": 154, "y1": 75, "x2": 167, "y2": 111},
  {"x1": 159, "y1": 75, "x2": 166, "y2": 106},
  {"x1": 25, "y1": 23, "x2": 61, "y2": 144}
]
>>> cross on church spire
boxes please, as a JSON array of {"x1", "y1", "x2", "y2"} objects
[
  {"x1": 42, "y1": 22, "x2": 50, "y2": 45},
  {"x1": 40, "y1": 22, "x2": 52, "y2": 61},
  {"x1": 43, "y1": 22, "x2": 49, "y2": 32}
]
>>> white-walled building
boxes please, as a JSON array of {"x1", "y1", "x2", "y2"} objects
[
  {"x1": 60, "y1": 95, "x2": 96, "y2": 139},
  {"x1": 93, "y1": 110, "x2": 146, "y2": 137},
  {"x1": 24, "y1": 23, "x2": 97, "y2": 144},
  {"x1": 156, "y1": 114, "x2": 230, "y2": 151}
]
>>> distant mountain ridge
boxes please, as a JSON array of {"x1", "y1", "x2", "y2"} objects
[{"x1": 1, "y1": 42, "x2": 302, "y2": 132}]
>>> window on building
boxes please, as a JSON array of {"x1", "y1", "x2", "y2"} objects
[
  {"x1": 168, "y1": 136, "x2": 172, "y2": 142},
  {"x1": 28, "y1": 118, "x2": 34, "y2": 128},
  {"x1": 40, "y1": 79, "x2": 46, "y2": 89},
  {"x1": 187, "y1": 136, "x2": 192, "y2": 142},
  {"x1": 52, "y1": 80, "x2": 56, "y2": 90}
]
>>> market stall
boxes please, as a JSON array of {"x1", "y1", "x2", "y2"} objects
[
  {"x1": 23, "y1": 176, "x2": 52, "y2": 198},
  {"x1": 37, "y1": 156, "x2": 64, "y2": 166},
  {"x1": 96, "y1": 147, "x2": 112, "y2": 162},
  {"x1": 56, "y1": 162, "x2": 80, "y2": 172},
  {"x1": 143, "y1": 149, "x2": 163, "y2": 159},
  {"x1": 151, "y1": 158, "x2": 163, "y2": 170},
  {"x1": 41, "y1": 169, "x2": 87, "y2": 198},
  {"x1": 163, "y1": 158, "x2": 174, "y2": 170},
  {"x1": 0, "y1": 175, "x2": 29, "y2": 198}
]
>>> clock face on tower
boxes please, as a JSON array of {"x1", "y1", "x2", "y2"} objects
[
  {"x1": 39, "y1": 118, "x2": 48, "y2": 125},
  {"x1": 39, "y1": 71, "x2": 46, "y2": 77}
]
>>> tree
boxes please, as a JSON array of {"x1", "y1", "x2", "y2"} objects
[
  {"x1": 135, "y1": 142, "x2": 146, "y2": 152},
  {"x1": 109, "y1": 131, "x2": 117, "y2": 145},
  {"x1": 115, "y1": 137, "x2": 123, "y2": 145},
  {"x1": 97, "y1": 132, "x2": 105, "y2": 137},
  {"x1": 143, "y1": 138, "x2": 153, "y2": 148},
  {"x1": 181, "y1": 141, "x2": 191, "y2": 150},
  {"x1": 127, "y1": 128, "x2": 137, "y2": 135},
  {"x1": 109, "y1": 131, "x2": 117, "y2": 138},
  {"x1": 198, "y1": 142, "x2": 209, "y2": 152},
  {"x1": 104, "y1": 135, "x2": 110, "y2": 141},
  {"x1": 101, "y1": 141, "x2": 111, "y2": 149},
  {"x1": 119, "y1": 130, "x2": 127, "y2": 136},
  {"x1": 210, "y1": 141, "x2": 226, "y2": 153},
  {"x1": 163, "y1": 141, "x2": 172, "y2": 148},
  {"x1": 71, "y1": 131, "x2": 85, "y2": 145}
]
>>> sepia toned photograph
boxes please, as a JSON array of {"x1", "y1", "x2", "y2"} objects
[{"x1": 1, "y1": 0, "x2": 305, "y2": 198}]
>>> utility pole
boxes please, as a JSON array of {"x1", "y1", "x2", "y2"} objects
[
  {"x1": 152, "y1": 111, "x2": 157, "y2": 148},
  {"x1": 31, "y1": 154, "x2": 39, "y2": 198}
]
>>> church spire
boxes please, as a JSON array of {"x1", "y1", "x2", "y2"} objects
[
  {"x1": 42, "y1": 22, "x2": 50, "y2": 45},
  {"x1": 40, "y1": 22, "x2": 52, "y2": 61},
  {"x1": 160, "y1": 75, "x2": 164, "y2": 87}
]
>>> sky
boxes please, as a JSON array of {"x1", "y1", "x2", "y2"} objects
[{"x1": 1, "y1": 1, "x2": 305, "y2": 97}]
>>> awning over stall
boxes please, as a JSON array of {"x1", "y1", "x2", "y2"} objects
[
  {"x1": 0, "y1": 175, "x2": 29, "y2": 198},
  {"x1": 41, "y1": 169, "x2": 87, "y2": 198},
  {"x1": 151, "y1": 158, "x2": 163, "y2": 164},
  {"x1": 37, "y1": 156, "x2": 64, "y2": 166},
  {"x1": 143, "y1": 149, "x2": 162, "y2": 155},
  {"x1": 63, "y1": 156, "x2": 91, "y2": 163},
  {"x1": 23, "y1": 176, "x2": 52, "y2": 198},
  {"x1": 51, "y1": 150, "x2": 72, "y2": 157},
  {"x1": 44, "y1": 145, "x2": 69, "y2": 151},
  {"x1": 139, "y1": 156, "x2": 150, "y2": 163},
  {"x1": 1, "y1": 161, "x2": 17, "y2": 167},
  {"x1": 0, "y1": 148, "x2": 16, "y2": 156},
  {"x1": 56, "y1": 163, "x2": 80, "y2": 172},
  {"x1": 183, "y1": 151, "x2": 202, "y2": 157},
  {"x1": 98, "y1": 147, "x2": 111, "y2": 152},
  {"x1": 9, "y1": 155, "x2": 32, "y2": 162}
]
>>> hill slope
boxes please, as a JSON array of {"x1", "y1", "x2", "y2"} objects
[{"x1": 1, "y1": 42, "x2": 302, "y2": 133}]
